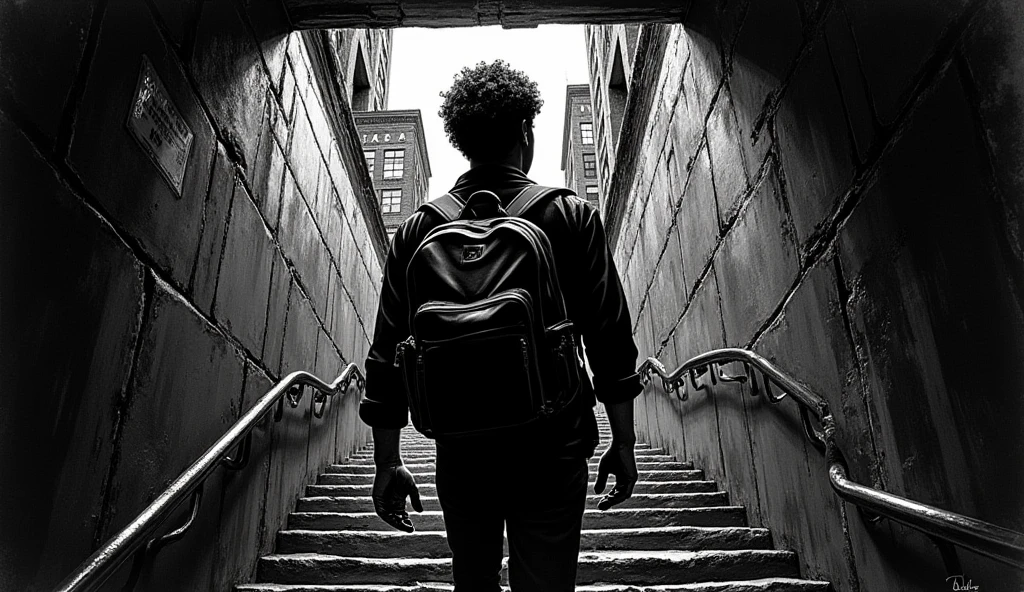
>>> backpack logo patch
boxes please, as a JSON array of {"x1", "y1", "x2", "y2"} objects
[{"x1": 462, "y1": 245, "x2": 483, "y2": 262}]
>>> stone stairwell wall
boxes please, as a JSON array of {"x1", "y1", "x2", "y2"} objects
[
  {"x1": 0, "y1": 1, "x2": 383, "y2": 590},
  {"x1": 605, "y1": 2, "x2": 1024, "y2": 591}
]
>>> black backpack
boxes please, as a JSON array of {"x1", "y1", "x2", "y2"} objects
[{"x1": 395, "y1": 185, "x2": 585, "y2": 439}]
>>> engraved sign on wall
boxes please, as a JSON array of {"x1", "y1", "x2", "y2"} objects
[{"x1": 126, "y1": 55, "x2": 194, "y2": 195}]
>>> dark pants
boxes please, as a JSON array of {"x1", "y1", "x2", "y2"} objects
[{"x1": 434, "y1": 445, "x2": 590, "y2": 592}]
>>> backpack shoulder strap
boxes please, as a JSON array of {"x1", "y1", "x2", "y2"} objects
[
  {"x1": 506, "y1": 185, "x2": 576, "y2": 218},
  {"x1": 418, "y1": 193, "x2": 465, "y2": 222}
]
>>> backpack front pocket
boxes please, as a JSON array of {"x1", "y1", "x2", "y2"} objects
[{"x1": 412, "y1": 289, "x2": 545, "y2": 437}]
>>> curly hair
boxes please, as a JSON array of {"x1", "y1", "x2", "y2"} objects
[{"x1": 439, "y1": 60, "x2": 544, "y2": 162}]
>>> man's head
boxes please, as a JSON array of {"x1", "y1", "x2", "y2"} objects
[{"x1": 439, "y1": 60, "x2": 543, "y2": 171}]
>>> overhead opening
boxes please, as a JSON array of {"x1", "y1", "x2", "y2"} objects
[{"x1": 608, "y1": 40, "x2": 628, "y2": 149}]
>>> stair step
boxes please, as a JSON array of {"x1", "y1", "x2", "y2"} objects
[
  {"x1": 324, "y1": 461, "x2": 694, "y2": 473},
  {"x1": 256, "y1": 550, "x2": 799, "y2": 585},
  {"x1": 343, "y1": 452, "x2": 679, "y2": 464},
  {"x1": 276, "y1": 525, "x2": 772, "y2": 556},
  {"x1": 316, "y1": 469, "x2": 705, "y2": 486},
  {"x1": 360, "y1": 442, "x2": 659, "y2": 451},
  {"x1": 238, "y1": 580, "x2": 831, "y2": 592},
  {"x1": 287, "y1": 507, "x2": 747, "y2": 531},
  {"x1": 296, "y1": 492, "x2": 729, "y2": 512},
  {"x1": 306, "y1": 480, "x2": 720, "y2": 498}
]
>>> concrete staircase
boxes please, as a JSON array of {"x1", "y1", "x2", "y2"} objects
[{"x1": 238, "y1": 413, "x2": 832, "y2": 591}]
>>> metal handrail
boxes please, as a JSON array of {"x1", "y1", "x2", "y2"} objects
[
  {"x1": 638, "y1": 348, "x2": 1024, "y2": 571},
  {"x1": 54, "y1": 364, "x2": 366, "y2": 592}
]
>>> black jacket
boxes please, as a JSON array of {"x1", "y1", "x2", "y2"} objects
[{"x1": 359, "y1": 164, "x2": 642, "y2": 456}]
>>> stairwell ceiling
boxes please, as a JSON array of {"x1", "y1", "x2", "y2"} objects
[{"x1": 282, "y1": 0, "x2": 688, "y2": 29}]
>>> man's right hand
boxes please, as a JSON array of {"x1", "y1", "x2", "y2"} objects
[
  {"x1": 372, "y1": 464, "x2": 423, "y2": 532},
  {"x1": 593, "y1": 440, "x2": 638, "y2": 510}
]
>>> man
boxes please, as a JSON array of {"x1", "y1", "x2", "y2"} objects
[{"x1": 359, "y1": 60, "x2": 642, "y2": 591}]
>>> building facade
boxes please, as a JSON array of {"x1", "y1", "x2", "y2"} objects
[
  {"x1": 354, "y1": 110, "x2": 432, "y2": 241},
  {"x1": 330, "y1": 29, "x2": 393, "y2": 112},
  {"x1": 584, "y1": 24, "x2": 639, "y2": 214},
  {"x1": 561, "y1": 84, "x2": 601, "y2": 209}
]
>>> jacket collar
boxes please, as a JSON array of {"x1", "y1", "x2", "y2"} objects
[{"x1": 448, "y1": 164, "x2": 535, "y2": 202}]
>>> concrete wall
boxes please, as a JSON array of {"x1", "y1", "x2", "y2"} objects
[
  {"x1": 0, "y1": 1, "x2": 383, "y2": 590},
  {"x1": 608, "y1": 1, "x2": 1024, "y2": 590}
]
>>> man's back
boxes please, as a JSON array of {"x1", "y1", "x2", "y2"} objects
[{"x1": 362, "y1": 163, "x2": 638, "y2": 457}]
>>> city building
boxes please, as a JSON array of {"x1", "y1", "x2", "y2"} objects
[
  {"x1": 354, "y1": 110, "x2": 432, "y2": 241},
  {"x1": 329, "y1": 29, "x2": 393, "y2": 112},
  {"x1": 561, "y1": 84, "x2": 601, "y2": 210},
  {"x1": 584, "y1": 24, "x2": 640, "y2": 212}
]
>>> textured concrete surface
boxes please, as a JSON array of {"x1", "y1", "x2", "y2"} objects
[
  {"x1": 2, "y1": 2, "x2": 379, "y2": 589},
  {"x1": 67, "y1": 2, "x2": 216, "y2": 290},
  {"x1": 281, "y1": 0, "x2": 687, "y2": 29},
  {"x1": 0, "y1": 114, "x2": 146, "y2": 591},
  {"x1": 606, "y1": 3, "x2": 1024, "y2": 590}
]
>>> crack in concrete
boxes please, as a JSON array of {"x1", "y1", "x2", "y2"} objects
[
  {"x1": 652, "y1": 147, "x2": 775, "y2": 357},
  {"x1": 93, "y1": 269, "x2": 154, "y2": 549},
  {"x1": 54, "y1": 0, "x2": 108, "y2": 161},
  {"x1": 749, "y1": 0, "x2": 836, "y2": 145},
  {"x1": 832, "y1": 254, "x2": 886, "y2": 492}
]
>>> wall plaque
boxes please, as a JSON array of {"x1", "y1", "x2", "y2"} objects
[{"x1": 126, "y1": 55, "x2": 194, "y2": 195}]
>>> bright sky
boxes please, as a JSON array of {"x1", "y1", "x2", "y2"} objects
[{"x1": 387, "y1": 25, "x2": 590, "y2": 195}]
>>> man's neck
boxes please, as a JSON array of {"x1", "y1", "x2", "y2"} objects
[{"x1": 469, "y1": 151, "x2": 525, "y2": 172}]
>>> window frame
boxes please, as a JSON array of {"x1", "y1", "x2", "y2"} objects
[
  {"x1": 382, "y1": 149, "x2": 405, "y2": 179},
  {"x1": 580, "y1": 122, "x2": 594, "y2": 145},
  {"x1": 582, "y1": 152, "x2": 597, "y2": 179},
  {"x1": 381, "y1": 188, "x2": 402, "y2": 214}
]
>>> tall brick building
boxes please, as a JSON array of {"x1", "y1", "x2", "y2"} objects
[
  {"x1": 329, "y1": 29, "x2": 393, "y2": 112},
  {"x1": 561, "y1": 84, "x2": 601, "y2": 209},
  {"x1": 354, "y1": 110, "x2": 431, "y2": 241},
  {"x1": 584, "y1": 24, "x2": 640, "y2": 212}
]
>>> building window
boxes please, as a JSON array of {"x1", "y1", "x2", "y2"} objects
[
  {"x1": 364, "y1": 150, "x2": 375, "y2": 174},
  {"x1": 580, "y1": 122, "x2": 594, "y2": 145},
  {"x1": 387, "y1": 229, "x2": 397, "y2": 243},
  {"x1": 586, "y1": 185, "x2": 599, "y2": 202},
  {"x1": 381, "y1": 189, "x2": 402, "y2": 213},
  {"x1": 583, "y1": 153, "x2": 597, "y2": 178},
  {"x1": 383, "y1": 149, "x2": 405, "y2": 179}
]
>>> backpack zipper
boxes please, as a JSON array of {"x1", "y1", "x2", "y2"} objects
[{"x1": 417, "y1": 288, "x2": 535, "y2": 334}]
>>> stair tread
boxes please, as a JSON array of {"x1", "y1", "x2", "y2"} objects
[
  {"x1": 275, "y1": 525, "x2": 774, "y2": 556},
  {"x1": 239, "y1": 578, "x2": 831, "y2": 591},
  {"x1": 280, "y1": 525, "x2": 770, "y2": 535},
  {"x1": 301, "y1": 492, "x2": 721, "y2": 500},
  {"x1": 291, "y1": 507, "x2": 745, "y2": 518},
  {"x1": 262, "y1": 549, "x2": 795, "y2": 561},
  {"x1": 255, "y1": 550, "x2": 802, "y2": 585},
  {"x1": 307, "y1": 479, "x2": 716, "y2": 493}
]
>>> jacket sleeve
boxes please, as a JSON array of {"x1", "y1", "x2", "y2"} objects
[
  {"x1": 359, "y1": 222, "x2": 415, "y2": 429},
  {"x1": 571, "y1": 200, "x2": 643, "y2": 405}
]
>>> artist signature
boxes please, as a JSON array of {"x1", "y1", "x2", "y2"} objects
[{"x1": 946, "y1": 575, "x2": 980, "y2": 591}]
